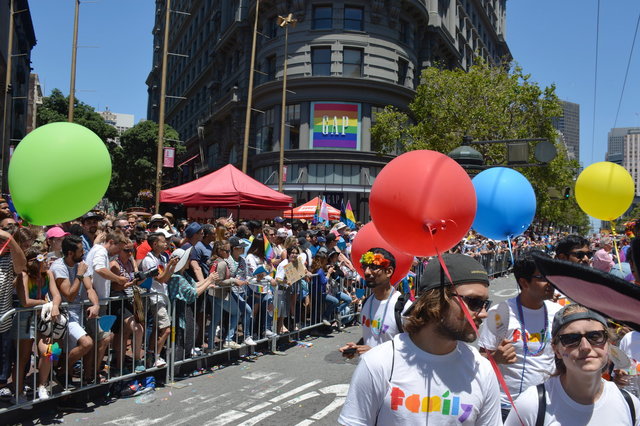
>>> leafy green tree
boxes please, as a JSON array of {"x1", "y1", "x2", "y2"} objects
[
  {"x1": 108, "y1": 120, "x2": 183, "y2": 210},
  {"x1": 36, "y1": 88, "x2": 118, "y2": 142},
  {"x1": 371, "y1": 61, "x2": 589, "y2": 229}
]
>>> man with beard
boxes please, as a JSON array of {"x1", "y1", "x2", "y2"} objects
[
  {"x1": 80, "y1": 212, "x2": 103, "y2": 259},
  {"x1": 478, "y1": 251, "x2": 561, "y2": 421},
  {"x1": 339, "y1": 253, "x2": 500, "y2": 425},
  {"x1": 338, "y1": 248, "x2": 411, "y2": 358}
]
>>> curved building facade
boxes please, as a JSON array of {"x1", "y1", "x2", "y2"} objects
[{"x1": 147, "y1": 0, "x2": 510, "y2": 219}]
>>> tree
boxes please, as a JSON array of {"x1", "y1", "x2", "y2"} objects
[
  {"x1": 36, "y1": 88, "x2": 118, "y2": 142},
  {"x1": 107, "y1": 120, "x2": 184, "y2": 210},
  {"x1": 371, "y1": 61, "x2": 589, "y2": 229}
]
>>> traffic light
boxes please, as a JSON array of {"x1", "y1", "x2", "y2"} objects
[{"x1": 563, "y1": 187, "x2": 571, "y2": 199}]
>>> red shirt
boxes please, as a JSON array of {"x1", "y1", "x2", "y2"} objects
[{"x1": 135, "y1": 240, "x2": 152, "y2": 261}]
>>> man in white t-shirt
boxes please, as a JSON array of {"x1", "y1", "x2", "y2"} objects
[
  {"x1": 141, "y1": 232, "x2": 178, "y2": 367},
  {"x1": 338, "y1": 248, "x2": 411, "y2": 359},
  {"x1": 478, "y1": 251, "x2": 561, "y2": 421},
  {"x1": 339, "y1": 253, "x2": 501, "y2": 425},
  {"x1": 85, "y1": 230, "x2": 131, "y2": 379},
  {"x1": 51, "y1": 235, "x2": 100, "y2": 383}
]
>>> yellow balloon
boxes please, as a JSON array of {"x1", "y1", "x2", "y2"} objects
[{"x1": 575, "y1": 161, "x2": 635, "y2": 220}]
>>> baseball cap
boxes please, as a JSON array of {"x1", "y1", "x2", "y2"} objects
[
  {"x1": 335, "y1": 222, "x2": 347, "y2": 230},
  {"x1": 274, "y1": 216, "x2": 285, "y2": 223},
  {"x1": 46, "y1": 226, "x2": 69, "y2": 239},
  {"x1": 551, "y1": 305, "x2": 607, "y2": 338},
  {"x1": 418, "y1": 254, "x2": 489, "y2": 292},
  {"x1": 149, "y1": 214, "x2": 165, "y2": 224},
  {"x1": 317, "y1": 236, "x2": 326, "y2": 243},
  {"x1": 155, "y1": 229, "x2": 174, "y2": 239},
  {"x1": 229, "y1": 236, "x2": 249, "y2": 248},
  {"x1": 81, "y1": 212, "x2": 104, "y2": 222},
  {"x1": 185, "y1": 222, "x2": 202, "y2": 238}
]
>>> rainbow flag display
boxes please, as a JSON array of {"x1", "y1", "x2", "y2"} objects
[
  {"x1": 344, "y1": 200, "x2": 356, "y2": 229},
  {"x1": 264, "y1": 237, "x2": 274, "y2": 261},
  {"x1": 311, "y1": 102, "x2": 360, "y2": 149}
]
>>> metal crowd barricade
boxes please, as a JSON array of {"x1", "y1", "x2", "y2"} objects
[{"x1": 0, "y1": 291, "x2": 171, "y2": 414}]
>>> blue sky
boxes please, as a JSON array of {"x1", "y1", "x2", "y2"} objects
[{"x1": 28, "y1": 1, "x2": 640, "y2": 168}]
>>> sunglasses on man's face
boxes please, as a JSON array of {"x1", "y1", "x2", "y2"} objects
[
  {"x1": 557, "y1": 330, "x2": 608, "y2": 348},
  {"x1": 458, "y1": 295, "x2": 492, "y2": 313},
  {"x1": 123, "y1": 249, "x2": 134, "y2": 253},
  {"x1": 569, "y1": 250, "x2": 592, "y2": 259}
]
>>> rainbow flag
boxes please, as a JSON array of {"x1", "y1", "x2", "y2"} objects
[
  {"x1": 312, "y1": 197, "x2": 321, "y2": 225},
  {"x1": 264, "y1": 237, "x2": 274, "y2": 261}
]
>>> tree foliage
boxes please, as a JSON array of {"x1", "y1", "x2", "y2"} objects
[
  {"x1": 36, "y1": 89, "x2": 183, "y2": 210},
  {"x1": 107, "y1": 120, "x2": 184, "y2": 210},
  {"x1": 371, "y1": 61, "x2": 589, "y2": 231},
  {"x1": 36, "y1": 89, "x2": 118, "y2": 142}
]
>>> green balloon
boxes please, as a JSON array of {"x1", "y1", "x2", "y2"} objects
[{"x1": 8, "y1": 122, "x2": 112, "y2": 225}]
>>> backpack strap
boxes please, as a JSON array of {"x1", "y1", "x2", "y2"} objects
[
  {"x1": 621, "y1": 388, "x2": 636, "y2": 426},
  {"x1": 535, "y1": 383, "x2": 546, "y2": 426},
  {"x1": 393, "y1": 294, "x2": 406, "y2": 333},
  {"x1": 389, "y1": 337, "x2": 395, "y2": 382}
]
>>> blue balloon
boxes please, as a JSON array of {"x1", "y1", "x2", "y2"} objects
[{"x1": 472, "y1": 167, "x2": 536, "y2": 240}]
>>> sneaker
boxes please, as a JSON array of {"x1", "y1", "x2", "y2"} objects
[
  {"x1": 153, "y1": 356, "x2": 167, "y2": 368},
  {"x1": 37, "y1": 385, "x2": 50, "y2": 400},
  {"x1": 322, "y1": 319, "x2": 332, "y2": 327},
  {"x1": 191, "y1": 347, "x2": 203, "y2": 357},
  {"x1": 264, "y1": 329, "x2": 276, "y2": 338},
  {"x1": 243, "y1": 337, "x2": 257, "y2": 346},
  {"x1": 135, "y1": 376, "x2": 156, "y2": 396},
  {"x1": 223, "y1": 340, "x2": 242, "y2": 349},
  {"x1": 119, "y1": 380, "x2": 141, "y2": 398},
  {"x1": 134, "y1": 360, "x2": 146, "y2": 373},
  {"x1": 0, "y1": 387, "x2": 12, "y2": 400}
]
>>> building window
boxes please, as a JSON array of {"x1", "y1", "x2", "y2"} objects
[
  {"x1": 397, "y1": 58, "x2": 409, "y2": 85},
  {"x1": 312, "y1": 47, "x2": 332, "y2": 76},
  {"x1": 286, "y1": 104, "x2": 301, "y2": 149},
  {"x1": 266, "y1": 55, "x2": 276, "y2": 82},
  {"x1": 399, "y1": 19, "x2": 411, "y2": 45},
  {"x1": 343, "y1": 48, "x2": 363, "y2": 77},
  {"x1": 344, "y1": 6, "x2": 364, "y2": 31},
  {"x1": 255, "y1": 107, "x2": 276, "y2": 152},
  {"x1": 312, "y1": 5, "x2": 332, "y2": 29}
]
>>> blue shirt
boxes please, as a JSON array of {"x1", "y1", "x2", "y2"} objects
[{"x1": 192, "y1": 241, "x2": 212, "y2": 278}]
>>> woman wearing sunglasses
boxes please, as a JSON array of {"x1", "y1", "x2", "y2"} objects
[{"x1": 506, "y1": 304, "x2": 640, "y2": 425}]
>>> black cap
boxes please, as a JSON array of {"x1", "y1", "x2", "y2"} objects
[
  {"x1": 418, "y1": 254, "x2": 489, "y2": 292},
  {"x1": 229, "y1": 236, "x2": 249, "y2": 248},
  {"x1": 81, "y1": 211, "x2": 104, "y2": 222}
]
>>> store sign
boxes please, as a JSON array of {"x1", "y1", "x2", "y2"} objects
[{"x1": 311, "y1": 102, "x2": 360, "y2": 149}]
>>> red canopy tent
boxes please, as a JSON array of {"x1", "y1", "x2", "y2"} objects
[
  {"x1": 282, "y1": 197, "x2": 341, "y2": 220},
  {"x1": 160, "y1": 164, "x2": 292, "y2": 209}
]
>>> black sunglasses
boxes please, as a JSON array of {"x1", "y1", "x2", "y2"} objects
[
  {"x1": 459, "y1": 295, "x2": 492, "y2": 313},
  {"x1": 557, "y1": 330, "x2": 607, "y2": 348},
  {"x1": 569, "y1": 250, "x2": 592, "y2": 259},
  {"x1": 123, "y1": 249, "x2": 134, "y2": 253}
]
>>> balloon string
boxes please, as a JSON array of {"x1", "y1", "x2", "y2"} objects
[
  {"x1": 507, "y1": 235, "x2": 515, "y2": 267},
  {"x1": 611, "y1": 221, "x2": 623, "y2": 274},
  {"x1": 0, "y1": 237, "x2": 11, "y2": 256},
  {"x1": 425, "y1": 224, "x2": 525, "y2": 426}
]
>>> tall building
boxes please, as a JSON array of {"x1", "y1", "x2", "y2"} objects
[
  {"x1": 26, "y1": 73, "x2": 43, "y2": 134},
  {"x1": 607, "y1": 127, "x2": 640, "y2": 165},
  {"x1": 0, "y1": 0, "x2": 36, "y2": 187},
  {"x1": 146, "y1": 0, "x2": 511, "y2": 218},
  {"x1": 551, "y1": 100, "x2": 579, "y2": 160},
  {"x1": 624, "y1": 132, "x2": 640, "y2": 196},
  {"x1": 98, "y1": 107, "x2": 135, "y2": 135}
]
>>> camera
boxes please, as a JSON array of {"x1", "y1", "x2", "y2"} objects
[{"x1": 134, "y1": 268, "x2": 159, "y2": 281}]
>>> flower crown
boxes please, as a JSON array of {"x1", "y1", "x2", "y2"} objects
[{"x1": 360, "y1": 251, "x2": 390, "y2": 268}]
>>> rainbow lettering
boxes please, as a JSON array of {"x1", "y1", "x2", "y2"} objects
[
  {"x1": 361, "y1": 314, "x2": 390, "y2": 335},
  {"x1": 391, "y1": 387, "x2": 474, "y2": 422}
]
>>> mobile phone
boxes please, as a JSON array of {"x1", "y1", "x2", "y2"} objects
[{"x1": 342, "y1": 347, "x2": 357, "y2": 356}]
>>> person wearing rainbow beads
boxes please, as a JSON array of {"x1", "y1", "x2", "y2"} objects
[{"x1": 339, "y1": 248, "x2": 411, "y2": 359}]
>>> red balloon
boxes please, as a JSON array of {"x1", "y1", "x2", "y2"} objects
[
  {"x1": 351, "y1": 222, "x2": 414, "y2": 285},
  {"x1": 370, "y1": 150, "x2": 476, "y2": 257}
]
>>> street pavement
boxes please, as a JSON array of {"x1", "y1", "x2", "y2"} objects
[{"x1": 6, "y1": 273, "x2": 518, "y2": 426}]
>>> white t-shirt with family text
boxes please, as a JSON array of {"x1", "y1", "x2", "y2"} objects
[
  {"x1": 339, "y1": 333, "x2": 502, "y2": 425},
  {"x1": 360, "y1": 290, "x2": 411, "y2": 348}
]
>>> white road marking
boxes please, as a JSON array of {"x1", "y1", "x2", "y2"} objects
[
  {"x1": 245, "y1": 401, "x2": 273, "y2": 413},
  {"x1": 310, "y1": 397, "x2": 346, "y2": 420},
  {"x1": 261, "y1": 378, "x2": 295, "y2": 395},
  {"x1": 492, "y1": 288, "x2": 519, "y2": 298},
  {"x1": 242, "y1": 371, "x2": 280, "y2": 381},
  {"x1": 236, "y1": 410, "x2": 276, "y2": 426},
  {"x1": 104, "y1": 414, "x2": 173, "y2": 426},
  {"x1": 269, "y1": 379, "x2": 322, "y2": 403},
  {"x1": 203, "y1": 409, "x2": 248, "y2": 426}
]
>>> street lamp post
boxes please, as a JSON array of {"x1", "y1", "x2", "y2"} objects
[
  {"x1": 241, "y1": 0, "x2": 260, "y2": 173},
  {"x1": 155, "y1": 0, "x2": 171, "y2": 213},
  {"x1": 277, "y1": 13, "x2": 296, "y2": 193},
  {"x1": 68, "y1": 0, "x2": 80, "y2": 122},
  {"x1": 1, "y1": 0, "x2": 15, "y2": 192}
]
